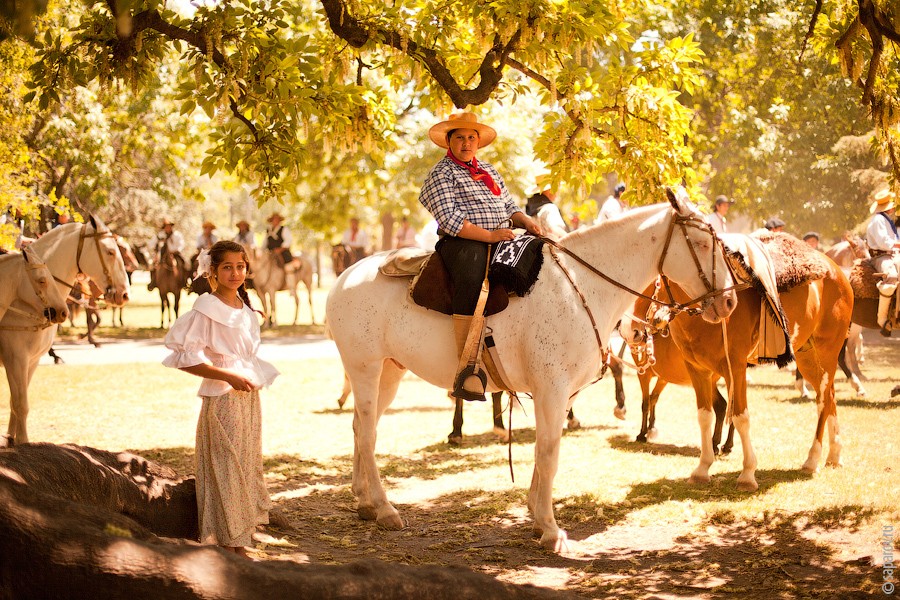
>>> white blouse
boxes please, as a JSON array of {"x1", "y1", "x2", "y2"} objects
[{"x1": 162, "y1": 294, "x2": 280, "y2": 397}]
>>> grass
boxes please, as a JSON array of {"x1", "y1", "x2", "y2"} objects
[{"x1": 2, "y1": 290, "x2": 898, "y2": 597}]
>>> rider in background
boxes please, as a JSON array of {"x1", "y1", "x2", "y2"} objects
[
  {"x1": 597, "y1": 183, "x2": 628, "y2": 223},
  {"x1": 148, "y1": 218, "x2": 186, "y2": 292},
  {"x1": 866, "y1": 187, "x2": 900, "y2": 335},
  {"x1": 419, "y1": 111, "x2": 541, "y2": 401},
  {"x1": 233, "y1": 220, "x2": 256, "y2": 254},
  {"x1": 705, "y1": 195, "x2": 734, "y2": 235},
  {"x1": 341, "y1": 217, "x2": 370, "y2": 262},
  {"x1": 265, "y1": 212, "x2": 301, "y2": 272}
]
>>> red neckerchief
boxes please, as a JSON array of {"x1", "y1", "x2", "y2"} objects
[{"x1": 446, "y1": 149, "x2": 501, "y2": 196}]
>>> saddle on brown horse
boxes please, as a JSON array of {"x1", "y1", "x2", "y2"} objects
[
  {"x1": 379, "y1": 248, "x2": 510, "y2": 316},
  {"x1": 849, "y1": 258, "x2": 896, "y2": 331}
]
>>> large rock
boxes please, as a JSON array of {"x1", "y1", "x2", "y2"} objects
[{"x1": 0, "y1": 443, "x2": 575, "y2": 600}]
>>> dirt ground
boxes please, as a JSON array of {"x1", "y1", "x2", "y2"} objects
[{"x1": 143, "y1": 442, "x2": 886, "y2": 600}]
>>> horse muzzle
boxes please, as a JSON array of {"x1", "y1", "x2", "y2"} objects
[
  {"x1": 45, "y1": 306, "x2": 68, "y2": 324},
  {"x1": 700, "y1": 289, "x2": 737, "y2": 323}
]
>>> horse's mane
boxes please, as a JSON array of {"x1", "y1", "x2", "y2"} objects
[{"x1": 560, "y1": 203, "x2": 667, "y2": 248}]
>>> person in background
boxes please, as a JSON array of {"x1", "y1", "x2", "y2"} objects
[
  {"x1": 597, "y1": 183, "x2": 627, "y2": 223},
  {"x1": 525, "y1": 188, "x2": 568, "y2": 240},
  {"x1": 418, "y1": 111, "x2": 542, "y2": 401},
  {"x1": 865, "y1": 187, "x2": 899, "y2": 335},
  {"x1": 394, "y1": 216, "x2": 418, "y2": 249},
  {"x1": 341, "y1": 217, "x2": 370, "y2": 263},
  {"x1": 705, "y1": 195, "x2": 735, "y2": 235},
  {"x1": 162, "y1": 240, "x2": 279, "y2": 559},
  {"x1": 196, "y1": 221, "x2": 218, "y2": 253},
  {"x1": 802, "y1": 231, "x2": 820, "y2": 250},
  {"x1": 764, "y1": 217, "x2": 786, "y2": 233},
  {"x1": 233, "y1": 220, "x2": 256, "y2": 254},
  {"x1": 265, "y1": 212, "x2": 301, "y2": 272},
  {"x1": 148, "y1": 218, "x2": 186, "y2": 291}
]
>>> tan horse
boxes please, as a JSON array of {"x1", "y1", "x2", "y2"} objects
[
  {"x1": 622, "y1": 244, "x2": 853, "y2": 489},
  {"x1": 252, "y1": 249, "x2": 315, "y2": 326},
  {"x1": 0, "y1": 217, "x2": 129, "y2": 444},
  {"x1": 825, "y1": 235, "x2": 871, "y2": 393}
]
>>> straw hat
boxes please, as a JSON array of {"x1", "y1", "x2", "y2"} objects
[
  {"x1": 267, "y1": 212, "x2": 284, "y2": 223},
  {"x1": 160, "y1": 217, "x2": 174, "y2": 227},
  {"x1": 235, "y1": 220, "x2": 250, "y2": 228},
  {"x1": 428, "y1": 112, "x2": 496, "y2": 149},
  {"x1": 870, "y1": 187, "x2": 897, "y2": 214},
  {"x1": 201, "y1": 221, "x2": 216, "y2": 230}
]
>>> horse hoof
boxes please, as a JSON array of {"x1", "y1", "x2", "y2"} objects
[
  {"x1": 688, "y1": 472, "x2": 711, "y2": 485},
  {"x1": 337, "y1": 396, "x2": 348, "y2": 409},
  {"x1": 636, "y1": 434, "x2": 647, "y2": 443},
  {"x1": 800, "y1": 461, "x2": 818, "y2": 474},
  {"x1": 376, "y1": 511, "x2": 404, "y2": 531},
  {"x1": 613, "y1": 406, "x2": 626, "y2": 420},
  {"x1": 566, "y1": 418, "x2": 581, "y2": 430},
  {"x1": 646, "y1": 428, "x2": 659, "y2": 441},
  {"x1": 448, "y1": 434, "x2": 462, "y2": 446},
  {"x1": 539, "y1": 529, "x2": 570, "y2": 554},
  {"x1": 492, "y1": 427, "x2": 509, "y2": 443},
  {"x1": 825, "y1": 459, "x2": 843, "y2": 468},
  {"x1": 357, "y1": 506, "x2": 377, "y2": 521},
  {"x1": 736, "y1": 478, "x2": 758, "y2": 492}
]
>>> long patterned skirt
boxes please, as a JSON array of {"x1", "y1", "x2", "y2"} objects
[{"x1": 195, "y1": 389, "x2": 271, "y2": 547}]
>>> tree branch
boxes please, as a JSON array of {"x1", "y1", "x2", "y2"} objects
[
  {"x1": 798, "y1": 0, "x2": 823, "y2": 63},
  {"x1": 319, "y1": 0, "x2": 525, "y2": 108}
]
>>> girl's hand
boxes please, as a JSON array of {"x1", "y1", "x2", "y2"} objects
[{"x1": 227, "y1": 373, "x2": 257, "y2": 392}]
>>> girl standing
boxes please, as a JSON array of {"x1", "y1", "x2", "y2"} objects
[{"x1": 162, "y1": 240, "x2": 279, "y2": 557}]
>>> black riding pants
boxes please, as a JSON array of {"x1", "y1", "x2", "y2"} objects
[{"x1": 436, "y1": 236, "x2": 495, "y2": 315}]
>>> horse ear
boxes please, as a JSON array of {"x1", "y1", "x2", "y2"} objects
[
  {"x1": 89, "y1": 214, "x2": 98, "y2": 229},
  {"x1": 665, "y1": 187, "x2": 678, "y2": 209},
  {"x1": 22, "y1": 247, "x2": 31, "y2": 263}
]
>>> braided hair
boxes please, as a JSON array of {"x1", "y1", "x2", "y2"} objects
[{"x1": 207, "y1": 240, "x2": 259, "y2": 313}]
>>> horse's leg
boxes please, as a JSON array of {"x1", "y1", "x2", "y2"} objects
[
  {"x1": 838, "y1": 338, "x2": 865, "y2": 396},
  {"x1": 337, "y1": 371, "x2": 352, "y2": 409},
  {"x1": 6, "y1": 354, "x2": 39, "y2": 444},
  {"x1": 636, "y1": 371, "x2": 655, "y2": 442},
  {"x1": 492, "y1": 392, "x2": 508, "y2": 441},
  {"x1": 711, "y1": 384, "x2": 730, "y2": 455},
  {"x1": 448, "y1": 397, "x2": 464, "y2": 445},
  {"x1": 797, "y1": 344, "x2": 843, "y2": 472},
  {"x1": 566, "y1": 389, "x2": 581, "y2": 430},
  {"x1": 727, "y1": 364, "x2": 758, "y2": 491},
  {"x1": 158, "y1": 289, "x2": 166, "y2": 328},
  {"x1": 173, "y1": 289, "x2": 181, "y2": 320},
  {"x1": 794, "y1": 369, "x2": 812, "y2": 399},
  {"x1": 686, "y1": 368, "x2": 718, "y2": 485},
  {"x1": 305, "y1": 281, "x2": 315, "y2": 324},
  {"x1": 610, "y1": 355, "x2": 626, "y2": 420},
  {"x1": 527, "y1": 384, "x2": 570, "y2": 552},
  {"x1": 645, "y1": 379, "x2": 665, "y2": 441},
  {"x1": 350, "y1": 359, "x2": 404, "y2": 529}
]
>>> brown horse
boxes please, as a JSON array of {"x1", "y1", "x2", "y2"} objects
[
  {"x1": 153, "y1": 244, "x2": 188, "y2": 328},
  {"x1": 622, "y1": 237, "x2": 853, "y2": 489}
]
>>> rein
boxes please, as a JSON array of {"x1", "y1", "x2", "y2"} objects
[{"x1": 0, "y1": 250, "x2": 59, "y2": 332}]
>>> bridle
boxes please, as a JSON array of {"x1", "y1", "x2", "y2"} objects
[
  {"x1": 53, "y1": 222, "x2": 120, "y2": 301},
  {"x1": 0, "y1": 248, "x2": 60, "y2": 331},
  {"x1": 542, "y1": 206, "x2": 746, "y2": 376}
]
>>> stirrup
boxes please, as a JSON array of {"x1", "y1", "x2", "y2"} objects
[{"x1": 453, "y1": 364, "x2": 487, "y2": 402}]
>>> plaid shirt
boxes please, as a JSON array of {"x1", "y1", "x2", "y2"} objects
[{"x1": 419, "y1": 156, "x2": 521, "y2": 236}]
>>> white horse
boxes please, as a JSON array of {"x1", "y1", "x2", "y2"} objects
[
  {"x1": 252, "y1": 249, "x2": 315, "y2": 326},
  {"x1": 0, "y1": 247, "x2": 70, "y2": 327},
  {"x1": 0, "y1": 217, "x2": 130, "y2": 444},
  {"x1": 325, "y1": 189, "x2": 738, "y2": 552}
]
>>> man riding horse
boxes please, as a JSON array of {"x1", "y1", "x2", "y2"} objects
[
  {"x1": 867, "y1": 187, "x2": 900, "y2": 335},
  {"x1": 148, "y1": 218, "x2": 187, "y2": 291},
  {"x1": 418, "y1": 112, "x2": 542, "y2": 401},
  {"x1": 265, "y1": 213, "x2": 302, "y2": 272}
]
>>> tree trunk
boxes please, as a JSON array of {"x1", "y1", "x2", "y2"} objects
[{"x1": 0, "y1": 443, "x2": 575, "y2": 600}]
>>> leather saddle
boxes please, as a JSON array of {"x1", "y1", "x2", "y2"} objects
[
  {"x1": 379, "y1": 248, "x2": 509, "y2": 316},
  {"x1": 849, "y1": 257, "x2": 896, "y2": 331}
]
